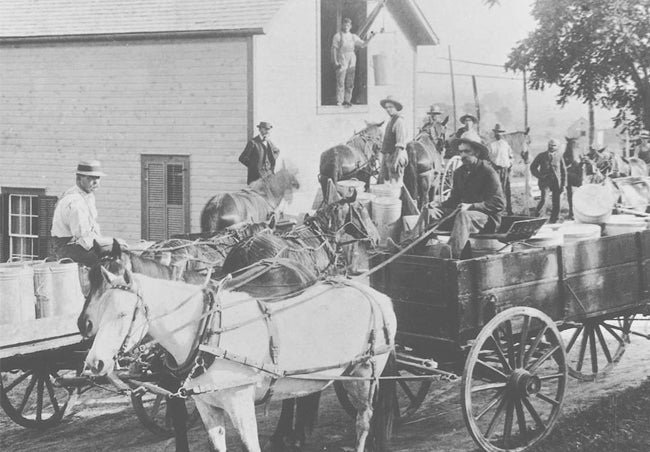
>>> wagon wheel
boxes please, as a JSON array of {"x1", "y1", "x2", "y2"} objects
[
  {"x1": 131, "y1": 390, "x2": 200, "y2": 438},
  {"x1": 462, "y1": 307, "x2": 567, "y2": 452},
  {"x1": 0, "y1": 361, "x2": 76, "y2": 429},
  {"x1": 559, "y1": 314, "x2": 634, "y2": 381},
  {"x1": 333, "y1": 367, "x2": 431, "y2": 426},
  {"x1": 438, "y1": 156, "x2": 462, "y2": 202}
]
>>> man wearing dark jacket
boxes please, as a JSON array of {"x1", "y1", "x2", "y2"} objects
[
  {"x1": 238, "y1": 121, "x2": 280, "y2": 184},
  {"x1": 530, "y1": 138, "x2": 566, "y2": 223},
  {"x1": 428, "y1": 133, "x2": 505, "y2": 259}
]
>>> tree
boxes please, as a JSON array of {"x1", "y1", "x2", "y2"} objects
[{"x1": 505, "y1": 0, "x2": 650, "y2": 133}]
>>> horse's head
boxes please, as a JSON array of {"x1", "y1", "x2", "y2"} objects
[
  {"x1": 360, "y1": 120, "x2": 385, "y2": 164},
  {"x1": 267, "y1": 162, "x2": 300, "y2": 204},
  {"x1": 81, "y1": 261, "x2": 147, "y2": 376},
  {"x1": 305, "y1": 193, "x2": 380, "y2": 247}
]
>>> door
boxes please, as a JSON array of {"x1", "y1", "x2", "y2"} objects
[{"x1": 141, "y1": 155, "x2": 190, "y2": 241}]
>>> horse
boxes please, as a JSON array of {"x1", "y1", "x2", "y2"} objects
[
  {"x1": 223, "y1": 194, "x2": 380, "y2": 279},
  {"x1": 201, "y1": 165, "x2": 300, "y2": 233},
  {"x1": 318, "y1": 121, "x2": 384, "y2": 205},
  {"x1": 404, "y1": 127, "x2": 444, "y2": 209},
  {"x1": 80, "y1": 265, "x2": 397, "y2": 452}
]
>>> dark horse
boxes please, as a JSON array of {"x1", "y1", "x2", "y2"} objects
[
  {"x1": 200, "y1": 165, "x2": 300, "y2": 232},
  {"x1": 318, "y1": 121, "x2": 384, "y2": 205},
  {"x1": 404, "y1": 125, "x2": 445, "y2": 209}
]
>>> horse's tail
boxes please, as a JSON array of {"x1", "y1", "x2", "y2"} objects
[
  {"x1": 200, "y1": 194, "x2": 223, "y2": 232},
  {"x1": 368, "y1": 351, "x2": 397, "y2": 452}
]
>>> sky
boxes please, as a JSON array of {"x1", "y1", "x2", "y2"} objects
[{"x1": 412, "y1": 0, "x2": 616, "y2": 145}]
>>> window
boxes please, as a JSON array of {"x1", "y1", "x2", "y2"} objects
[
  {"x1": 320, "y1": 0, "x2": 369, "y2": 106},
  {"x1": 0, "y1": 188, "x2": 57, "y2": 261}
]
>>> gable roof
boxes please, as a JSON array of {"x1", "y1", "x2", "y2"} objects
[
  {"x1": 0, "y1": 0, "x2": 437, "y2": 46},
  {"x1": 0, "y1": 0, "x2": 289, "y2": 39}
]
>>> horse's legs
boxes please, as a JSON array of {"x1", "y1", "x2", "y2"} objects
[
  {"x1": 159, "y1": 373, "x2": 189, "y2": 452},
  {"x1": 270, "y1": 399, "x2": 295, "y2": 451},
  {"x1": 341, "y1": 362, "x2": 376, "y2": 452},
  {"x1": 567, "y1": 185, "x2": 574, "y2": 218},
  {"x1": 194, "y1": 398, "x2": 227, "y2": 452},
  {"x1": 221, "y1": 386, "x2": 261, "y2": 452},
  {"x1": 294, "y1": 392, "x2": 321, "y2": 447}
]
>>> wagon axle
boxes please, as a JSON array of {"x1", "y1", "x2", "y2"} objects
[{"x1": 509, "y1": 369, "x2": 542, "y2": 398}]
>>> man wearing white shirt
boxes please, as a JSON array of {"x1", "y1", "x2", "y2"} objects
[
  {"x1": 488, "y1": 124, "x2": 514, "y2": 215},
  {"x1": 51, "y1": 160, "x2": 114, "y2": 266},
  {"x1": 331, "y1": 17, "x2": 373, "y2": 106}
]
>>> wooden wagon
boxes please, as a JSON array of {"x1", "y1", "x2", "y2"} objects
[{"x1": 363, "y1": 228, "x2": 650, "y2": 452}]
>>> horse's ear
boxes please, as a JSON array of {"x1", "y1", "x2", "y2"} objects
[
  {"x1": 123, "y1": 267, "x2": 133, "y2": 286},
  {"x1": 110, "y1": 239, "x2": 122, "y2": 258},
  {"x1": 100, "y1": 266, "x2": 116, "y2": 284},
  {"x1": 377, "y1": 120, "x2": 385, "y2": 127},
  {"x1": 346, "y1": 189, "x2": 358, "y2": 203},
  {"x1": 525, "y1": 126, "x2": 531, "y2": 135},
  {"x1": 92, "y1": 240, "x2": 103, "y2": 256},
  {"x1": 268, "y1": 213, "x2": 276, "y2": 230}
]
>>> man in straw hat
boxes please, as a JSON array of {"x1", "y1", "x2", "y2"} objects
[
  {"x1": 379, "y1": 95, "x2": 409, "y2": 184},
  {"x1": 488, "y1": 123, "x2": 514, "y2": 215},
  {"x1": 427, "y1": 132, "x2": 505, "y2": 259},
  {"x1": 51, "y1": 160, "x2": 115, "y2": 266},
  {"x1": 239, "y1": 121, "x2": 281, "y2": 184},
  {"x1": 530, "y1": 139, "x2": 566, "y2": 223}
]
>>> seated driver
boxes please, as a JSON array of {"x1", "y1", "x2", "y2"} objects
[
  {"x1": 51, "y1": 160, "x2": 117, "y2": 267},
  {"x1": 427, "y1": 133, "x2": 505, "y2": 259}
]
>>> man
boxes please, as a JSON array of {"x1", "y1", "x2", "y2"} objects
[
  {"x1": 455, "y1": 113, "x2": 479, "y2": 138},
  {"x1": 331, "y1": 18, "x2": 373, "y2": 107},
  {"x1": 422, "y1": 105, "x2": 448, "y2": 152},
  {"x1": 488, "y1": 123, "x2": 514, "y2": 215},
  {"x1": 238, "y1": 121, "x2": 280, "y2": 184},
  {"x1": 51, "y1": 160, "x2": 114, "y2": 267},
  {"x1": 427, "y1": 133, "x2": 505, "y2": 259},
  {"x1": 530, "y1": 139, "x2": 567, "y2": 223},
  {"x1": 379, "y1": 96, "x2": 408, "y2": 185},
  {"x1": 633, "y1": 130, "x2": 650, "y2": 162}
]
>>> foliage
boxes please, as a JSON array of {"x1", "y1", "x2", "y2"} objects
[{"x1": 505, "y1": 0, "x2": 650, "y2": 133}]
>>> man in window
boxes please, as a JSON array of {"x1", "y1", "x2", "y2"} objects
[
  {"x1": 379, "y1": 95, "x2": 408, "y2": 185},
  {"x1": 51, "y1": 160, "x2": 114, "y2": 266},
  {"x1": 238, "y1": 121, "x2": 280, "y2": 184},
  {"x1": 331, "y1": 17, "x2": 372, "y2": 107}
]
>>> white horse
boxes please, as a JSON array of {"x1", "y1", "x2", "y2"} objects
[{"x1": 80, "y1": 268, "x2": 397, "y2": 452}]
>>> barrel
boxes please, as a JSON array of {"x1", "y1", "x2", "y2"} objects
[
  {"x1": 560, "y1": 224, "x2": 601, "y2": 242},
  {"x1": 34, "y1": 260, "x2": 85, "y2": 318},
  {"x1": 0, "y1": 263, "x2": 36, "y2": 324},
  {"x1": 370, "y1": 183, "x2": 401, "y2": 199},
  {"x1": 572, "y1": 184, "x2": 615, "y2": 224},
  {"x1": 371, "y1": 197, "x2": 402, "y2": 246},
  {"x1": 336, "y1": 179, "x2": 366, "y2": 198},
  {"x1": 356, "y1": 192, "x2": 374, "y2": 217},
  {"x1": 603, "y1": 214, "x2": 647, "y2": 236}
]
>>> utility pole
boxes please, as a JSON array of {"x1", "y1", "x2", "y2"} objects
[
  {"x1": 472, "y1": 75, "x2": 480, "y2": 133},
  {"x1": 448, "y1": 45, "x2": 458, "y2": 131},
  {"x1": 523, "y1": 69, "x2": 529, "y2": 131}
]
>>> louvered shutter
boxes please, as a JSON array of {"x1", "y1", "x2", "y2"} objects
[
  {"x1": 0, "y1": 193, "x2": 8, "y2": 261},
  {"x1": 37, "y1": 195, "x2": 59, "y2": 259},
  {"x1": 166, "y1": 163, "x2": 186, "y2": 237},
  {"x1": 144, "y1": 161, "x2": 166, "y2": 241}
]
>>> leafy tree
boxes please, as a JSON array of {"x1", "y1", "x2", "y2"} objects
[{"x1": 505, "y1": 0, "x2": 650, "y2": 133}]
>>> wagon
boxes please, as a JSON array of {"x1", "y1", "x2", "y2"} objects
[
  {"x1": 339, "y1": 225, "x2": 650, "y2": 452},
  {"x1": 0, "y1": 286, "x2": 198, "y2": 437}
]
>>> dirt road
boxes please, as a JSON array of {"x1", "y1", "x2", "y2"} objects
[{"x1": 2, "y1": 319, "x2": 649, "y2": 452}]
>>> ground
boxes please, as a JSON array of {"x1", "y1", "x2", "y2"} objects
[{"x1": 3, "y1": 169, "x2": 650, "y2": 451}]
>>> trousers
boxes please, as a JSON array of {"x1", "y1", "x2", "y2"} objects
[{"x1": 336, "y1": 53, "x2": 356, "y2": 104}]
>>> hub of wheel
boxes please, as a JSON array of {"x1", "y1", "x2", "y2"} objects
[{"x1": 510, "y1": 368, "x2": 541, "y2": 397}]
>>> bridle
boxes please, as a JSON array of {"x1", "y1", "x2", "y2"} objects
[
  {"x1": 101, "y1": 279, "x2": 148, "y2": 356},
  {"x1": 345, "y1": 129, "x2": 383, "y2": 179}
]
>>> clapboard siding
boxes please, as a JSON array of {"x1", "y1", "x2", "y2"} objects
[{"x1": 0, "y1": 37, "x2": 249, "y2": 240}]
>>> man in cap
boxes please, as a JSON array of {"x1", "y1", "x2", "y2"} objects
[
  {"x1": 238, "y1": 121, "x2": 281, "y2": 184},
  {"x1": 530, "y1": 139, "x2": 567, "y2": 223},
  {"x1": 455, "y1": 113, "x2": 479, "y2": 139},
  {"x1": 427, "y1": 133, "x2": 505, "y2": 259},
  {"x1": 51, "y1": 160, "x2": 115, "y2": 266},
  {"x1": 379, "y1": 96, "x2": 408, "y2": 185},
  {"x1": 488, "y1": 123, "x2": 514, "y2": 215},
  {"x1": 331, "y1": 18, "x2": 374, "y2": 107}
]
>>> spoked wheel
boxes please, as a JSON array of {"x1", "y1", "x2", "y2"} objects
[
  {"x1": 559, "y1": 314, "x2": 634, "y2": 381},
  {"x1": 131, "y1": 390, "x2": 200, "y2": 438},
  {"x1": 438, "y1": 156, "x2": 462, "y2": 202},
  {"x1": 334, "y1": 366, "x2": 432, "y2": 426},
  {"x1": 462, "y1": 307, "x2": 567, "y2": 452},
  {"x1": 0, "y1": 361, "x2": 76, "y2": 429}
]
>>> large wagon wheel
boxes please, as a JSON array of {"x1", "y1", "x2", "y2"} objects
[
  {"x1": 333, "y1": 367, "x2": 432, "y2": 426},
  {"x1": 559, "y1": 314, "x2": 634, "y2": 381},
  {"x1": 462, "y1": 307, "x2": 567, "y2": 452},
  {"x1": 131, "y1": 390, "x2": 200, "y2": 438},
  {"x1": 0, "y1": 360, "x2": 76, "y2": 429}
]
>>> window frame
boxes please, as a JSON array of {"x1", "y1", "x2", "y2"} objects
[{"x1": 1, "y1": 187, "x2": 46, "y2": 261}]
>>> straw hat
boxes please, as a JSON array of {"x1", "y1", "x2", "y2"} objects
[
  {"x1": 449, "y1": 131, "x2": 489, "y2": 160},
  {"x1": 76, "y1": 160, "x2": 106, "y2": 177},
  {"x1": 379, "y1": 95, "x2": 403, "y2": 111},
  {"x1": 460, "y1": 113, "x2": 478, "y2": 124}
]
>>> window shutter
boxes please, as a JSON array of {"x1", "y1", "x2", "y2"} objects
[
  {"x1": 166, "y1": 163, "x2": 186, "y2": 237},
  {"x1": 145, "y1": 161, "x2": 166, "y2": 241},
  {"x1": 37, "y1": 195, "x2": 59, "y2": 259},
  {"x1": 0, "y1": 193, "x2": 8, "y2": 261}
]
